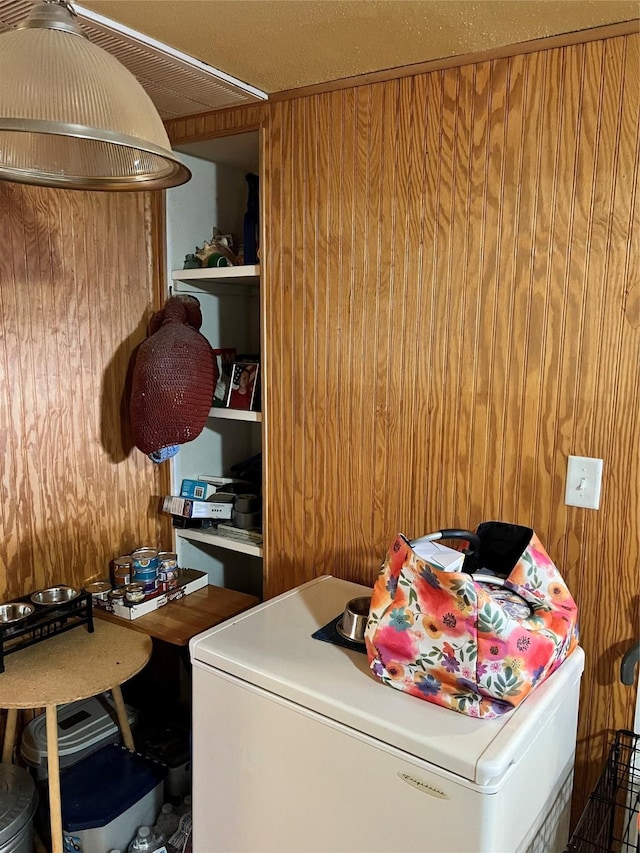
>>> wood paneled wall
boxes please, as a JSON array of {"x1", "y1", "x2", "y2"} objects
[
  {"x1": 264, "y1": 35, "x2": 640, "y2": 812},
  {"x1": 0, "y1": 185, "x2": 171, "y2": 600},
  {"x1": 165, "y1": 103, "x2": 269, "y2": 147},
  {"x1": 181, "y1": 35, "x2": 639, "y2": 815}
]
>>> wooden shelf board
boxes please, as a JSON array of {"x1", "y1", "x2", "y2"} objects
[
  {"x1": 208, "y1": 407, "x2": 262, "y2": 422},
  {"x1": 176, "y1": 528, "x2": 263, "y2": 558},
  {"x1": 171, "y1": 265, "x2": 260, "y2": 290}
]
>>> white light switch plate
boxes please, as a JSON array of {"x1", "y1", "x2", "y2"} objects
[{"x1": 564, "y1": 455, "x2": 603, "y2": 509}]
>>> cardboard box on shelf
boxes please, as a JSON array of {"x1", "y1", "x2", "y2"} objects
[
  {"x1": 179, "y1": 479, "x2": 219, "y2": 500},
  {"x1": 162, "y1": 495, "x2": 233, "y2": 520}
]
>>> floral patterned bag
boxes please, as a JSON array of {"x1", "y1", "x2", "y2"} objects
[{"x1": 364, "y1": 522, "x2": 579, "y2": 719}]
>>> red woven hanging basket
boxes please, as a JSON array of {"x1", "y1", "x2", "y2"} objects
[{"x1": 130, "y1": 295, "x2": 217, "y2": 455}]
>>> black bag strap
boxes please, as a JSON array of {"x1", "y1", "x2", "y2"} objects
[
  {"x1": 412, "y1": 523, "x2": 535, "y2": 576},
  {"x1": 474, "y1": 522, "x2": 533, "y2": 578}
]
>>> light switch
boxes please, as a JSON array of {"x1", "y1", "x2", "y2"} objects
[{"x1": 564, "y1": 455, "x2": 604, "y2": 510}]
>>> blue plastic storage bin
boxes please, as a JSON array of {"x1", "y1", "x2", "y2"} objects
[{"x1": 61, "y1": 744, "x2": 166, "y2": 853}]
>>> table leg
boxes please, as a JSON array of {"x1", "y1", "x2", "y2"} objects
[
  {"x1": 111, "y1": 685, "x2": 135, "y2": 751},
  {"x1": 46, "y1": 705, "x2": 63, "y2": 853},
  {"x1": 2, "y1": 708, "x2": 18, "y2": 763}
]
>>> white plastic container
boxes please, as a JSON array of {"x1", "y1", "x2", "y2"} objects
[{"x1": 61, "y1": 744, "x2": 165, "y2": 853}]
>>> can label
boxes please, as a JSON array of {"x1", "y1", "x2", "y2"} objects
[
  {"x1": 112, "y1": 556, "x2": 133, "y2": 587},
  {"x1": 113, "y1": 568, "x2": 131, "y2": 587},
  {"x1": 158, "y1": 567, "x2": 178, "y2": 590},
  {"x1": 134, "y1": 566, "x2": 158, "y2": 581},
  {"x1": 159, "y1": 568, "x2": 177, "y2": 581},
  {"x1": 125, "y1": 583, "x2": 145, "y2": 603},
  {"x1": 131, "y1": 548, "x2": 159, "y2": 570}
]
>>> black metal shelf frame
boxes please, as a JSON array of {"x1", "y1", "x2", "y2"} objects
[{"x1": 0, "y1": 592, "x2": 94, "y2": 673}]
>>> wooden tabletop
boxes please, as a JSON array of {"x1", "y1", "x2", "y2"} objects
[
  {"x1": 0, "y1": 620, "x2": 152, "y2": 709},
  {"x1": 95, "y1": 584, "x2": 259, "y2": 646}
]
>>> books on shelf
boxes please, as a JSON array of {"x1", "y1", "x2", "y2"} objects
[
  {"x1": 215, "y1": 523, "x2": 263, "y2": 546},
  {"x1": 197, "y1": 475, "x2": 248, "y2": 487}
]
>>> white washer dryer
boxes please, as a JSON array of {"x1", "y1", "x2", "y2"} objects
[{"x1": 190, "y1": 575, "x2": 584, "y2": 853}]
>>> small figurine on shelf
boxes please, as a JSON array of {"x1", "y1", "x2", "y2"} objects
[
  {"x1": 195, "y1": 229, "x2": 239, "y2": 267},
  {"x1": 183, "y1": 253, "x2": 202, "y2": 269}
]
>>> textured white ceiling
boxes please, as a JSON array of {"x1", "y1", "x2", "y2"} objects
[{"x1": 80, "y1": 0, "x2": 639, "y2": 94}]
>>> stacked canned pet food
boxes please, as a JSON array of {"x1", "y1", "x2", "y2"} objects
[
  {"x1": 157, "y1": 552, "x2": 179, "y2": 591},
  {"x1": 109, "y1": 549, "x2": 179, "y2": 605},
  {"x1": 131, "y1": 548, "x2": 159, "y2": 595}
]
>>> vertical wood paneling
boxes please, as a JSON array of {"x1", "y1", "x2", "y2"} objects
[
  {"x1": 393, "y1": 77, "x2": 419, "y2": 526},
  {"x1": 261, "y1": 33, "x2": 640, "y2": 816},
  {"x1": 165, "y1": 103, "x2": 269, "y2": 146},
  {"x1": 167, "y1": 39, "x2": 639, "y2": 819},
  {"x1": 0, "y1": 186, "x2": 170, "y2": 599}
]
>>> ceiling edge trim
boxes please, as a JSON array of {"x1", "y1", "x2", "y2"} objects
[{"x1": 270, "y1": 18, "x2": 640, "y2": 103}]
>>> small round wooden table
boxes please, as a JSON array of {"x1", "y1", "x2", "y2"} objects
[{"x1": 0, "y1": 620, "x2": 152, "y2": 853}]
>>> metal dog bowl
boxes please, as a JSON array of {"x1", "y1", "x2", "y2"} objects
[
  {"x1": 30, "y1": 585, "x2": 81, "y2": 606},
  {"x1": 336, "y1": 595, "x2": 372, "y2": 645},
  {"x1": 0, "y1": 602, "x2": 35, "y2": 624}
]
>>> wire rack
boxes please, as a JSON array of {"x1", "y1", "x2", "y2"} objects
[
  {"x1": 566, "y1": 730, "x2": 640, "y2": 852},
  {"x1": 0, "y1": 591, "x2": 94, "y2": 673}
]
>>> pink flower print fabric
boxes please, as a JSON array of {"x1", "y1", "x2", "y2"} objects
[{"x1": 364, "y1": 527, "x2": 579, "y2": 719}]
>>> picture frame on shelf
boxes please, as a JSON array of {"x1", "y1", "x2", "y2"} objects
[
  {"x1": 225, "y1": 361, "x2": 259, "y2": 411},
  {"x1": 212, "y1": 348, "x2": 236, "y2": 407}
]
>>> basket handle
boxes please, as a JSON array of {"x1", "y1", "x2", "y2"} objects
[{"x1": 621, "y1": 641, "x2": 640, "y2": 685}]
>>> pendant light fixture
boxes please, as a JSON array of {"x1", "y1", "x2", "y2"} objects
[{"x1": 0, "y1": 0, "x2": 191, "y2": 191}]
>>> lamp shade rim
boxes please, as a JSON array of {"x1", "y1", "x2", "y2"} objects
[
  {"x1": 0, "y1": 117, "x2": 181, "y2": 162},
  {"x1": 0, "y1": 162, "x2": 192, "y2": 192},
  {"x1": 0, "y1": 117, "x2": 191, "y2": 190}
]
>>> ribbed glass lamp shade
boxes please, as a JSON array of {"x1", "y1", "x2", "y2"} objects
[{"x1": 0, "y1": 1, "x2": 191, "y2": 190}]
